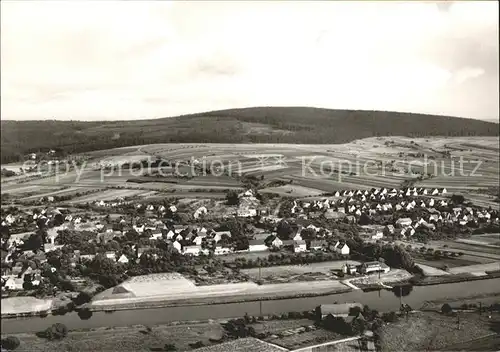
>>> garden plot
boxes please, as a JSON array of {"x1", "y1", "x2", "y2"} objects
[
  {"x1": 456, "y1": 234, "x2": 500, "y2": 247},
  {"x1": 11, "y1": 322, "x2": 225, "y2": 352},
  {"x1": 379, "y1": 311, "x2": 497, "y2": 352},
  {"x1": 448, "y1": 262, "x2": 500, "y2": 276},
  {"x1": 91, "y1": 274, "x2": 350, "y2": 308},
  {"x1": 268, "y1": 329, "x2": 347, "y2": 351},
  {"x1": 348, "y1": 269, "x2": 413, "y2": 287},
  {"x1": 97, "y1": 154, "x2": 150, "y2": 166},
  {"x1": 20, "y1": 186, "x2": 92, "y2": 201},
  {"x1": 242, "y1": 261, "x2": 361, "y2": 282},
  {"x1": 260, "y1": 185, "x2": 325, "y2": 197},
  {"x1": 1, "y1": 184, "x2": 60, "y2": 195},
  {"x1": 1, "y1": 297, "x2": 53, "y2": 315},
  {"x1": 68, "y1": 189, "x2": 149, "y2": 203},
  {"x1": 415, "y1": 264, "x2": 451, "y2": 276}
]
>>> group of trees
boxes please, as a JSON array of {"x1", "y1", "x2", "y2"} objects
[
  {"x1": 5, "y1": 107, "x2": 497, "y2": 163},
  {"x1": 36, "y1": 323, "x2": 68, "y2": 340},
  {"x1": 347, "y1": 239, "x2": 419, "y2": 272},
  {"x1": 231, "y1": 251, "x2": 343, "y2": 270},
  {"x1": 1, "y1": 336, "x2": 20, "y2": 351}
]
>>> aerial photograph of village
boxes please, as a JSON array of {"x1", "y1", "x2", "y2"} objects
[{"x1": 1, "y1": 1, "x2": 499, "y2": 351}]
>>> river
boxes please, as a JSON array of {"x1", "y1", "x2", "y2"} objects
[{"x1": 2, "y1": 278, "x2": 500, "y2": 334}]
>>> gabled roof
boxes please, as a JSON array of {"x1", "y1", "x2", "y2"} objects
[
  {"x1": 316, "y1": 303, "x2": 363, "y2": 316},
  {"x1": 248, "y1": 240, "x2": 265, "y2": 246}
]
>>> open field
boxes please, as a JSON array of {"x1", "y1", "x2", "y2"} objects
[
  {"x1": 1, "y1": 297, "x2": 53, "y2": 315},
  {"x1": 269, "y1": 329, "x2": 346, "y2": 350},
  {"x1": 415, "y1": 263, "x2": 451, "y2": 276},
  {"x1": 456, "y1": 233, "x2": 500, "y2": 247},
  {"x1": 7, "y1": 322, "x2": 225, "y2": 352},
  {"x1": 89, "y1": 272, "x2": 353, "y2": 310},
  {"x1": 67, "y1": 189, "x2": 154, "y2": 203},
  {"x1": 2, "y1": 137, "x2": 499, "y2": 202},
  {"x1": 260, "y1": 185, "x2": 326, "y2": 197},
  {"x1": 430, "y1": 240, "x2": 500, "y2": 258},
  {"x1": 241, "y1": 261, "x2": 361, "y2": 283},
  {"x1": 414, "y1": 256, "x2": 479, "y2": 269},
  {"x1": 379, "y1": 311, "x2": 499, "y2": 351},
  {"x1": 112, "y1": 137, "x2": 500, "y2": 194},
  {"x1": 448, "y1": 262, "x2": 500, "y2": 276}
]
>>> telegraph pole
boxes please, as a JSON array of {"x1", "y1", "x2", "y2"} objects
[{"x1": 399, "y1": 286, "x2": 403, "y2": 307}]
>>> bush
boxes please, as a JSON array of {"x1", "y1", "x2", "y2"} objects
[
  {"x1": 381, "y1": 311, "x2": 398, "y2": 323},
  {"x1": 1, "y1": 336, "x2": 21, "y2": 350},
  {"x1": 441, "y1": 303, "x2": 453, "y2": 314},
  {"x1": 74, "y1": 291, "x2": 92, "y2": 306},
  {"x1": 188, "y1": 341, "x2": 204, "y2": 349},
  {"x1": 40, "y1": 323, "x2": 68, "y2": 340},
  {"x1": 163, "y1": 343, "x2": 177, "y2": 351}
]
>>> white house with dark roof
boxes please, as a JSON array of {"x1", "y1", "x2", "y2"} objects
[
  {"x1": 117, "y1": 254, "x2": 129, "y2": 264},
  {"x1": 248, "y1": 240, "x2": 268, "y2": 252},
  {"x1": 293, "y1": 240, "x2": 307, "y2": 253},
  {"x1": 172, "y1": 240, "x2": 182, "y2": 252},
  {"x1": 333, "y1": 242, "x2": 350, "y2": 255},
  {"x1": 396, "y1": 218, "x2": 412, "y2": 227}
]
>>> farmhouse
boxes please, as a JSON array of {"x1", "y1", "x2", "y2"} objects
[
  {"x1": 248, "y1": 240, "x2": 268, "y2": 252},
  {"x1": 270, "y1": 236, "x2": 283, "y2": 248},
  {"x1": 237, "y1": 207, "x2": 257, "y2": 217},
  {"x1": 310, "y1": 240, "x2": 326, "y2": 251},
  {"x1": 360, "y1": 261, "x2": 390, "y2": 274},
  {"x1": 315, "y1": 303, "x2": 363, "y2": 319},
  {"x1": 117, "y1": 254, "x2": 129, "y2": 264},
  {"x1": 341, "y1": 263, "x2": 358, "y2": 275},
  {"x1": 172, "y1": 241, "x2": 182, "y2": 253},
  {"x1": 105, "y1": 251, "x2": 116, "y2": 260},
  {"x1": 214, "y1": 246, "x2": 232, "y2": 255},
  {"x1": 395, "y1": 218, "x2": 412, "y2": 228},
  {"x1": 183, "y1": 245, "x2": 202, "y2": 256},
  {"x1": 384, "y1": 225, "x2": 395, "y2": 235},
  {"x1": 293, "y1": 240, "x2": 307, "y2": 253},
  {"x1": 194, "y1": 206, "x2": 208, "y2": 219},
  {"x1": 3, "y1": 277, "x2": 24, "y2": 290},
  {"x1": 334, "y1": 242, "x2": 350, "y2": 255}
]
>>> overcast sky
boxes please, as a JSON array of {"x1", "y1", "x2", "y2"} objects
[{"x1": 1, "y1": 1, "x2": 498, "y2": 121}]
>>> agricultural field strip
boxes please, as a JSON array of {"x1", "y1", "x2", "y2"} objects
[
  {"x1": 67, "y1": 189, "x2": 151, "y2": 203},
  {"x1": 241, "y1": 261, "x2": 361, "y2": 280},
  {"x1": 20, "y1": 187, "x2": 92, "y2": 201}
]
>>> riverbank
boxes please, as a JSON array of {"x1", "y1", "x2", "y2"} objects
[
  {"x1": 4, "y1": 270, "x2": 500, "y2": 319},
  {"x1": 2, "y1": 278, "x2": 500, "y2": 334},
  {"x1": 87, "y1": 279, "x2": 352, "y2": 312},
  {"x1": 1, "y1": 297, "x2": 53, "y2": 319}
]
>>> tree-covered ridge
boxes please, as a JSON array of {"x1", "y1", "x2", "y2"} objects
[{"x1": 2, "y1": 107, "x2": 498, "y2": 163}]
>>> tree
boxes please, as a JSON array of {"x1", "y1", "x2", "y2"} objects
[
  {"x1": 441, "y1": 303, "x2": 453, "y2": 314},
  {"x1": 164, "y1": 344, "x2": 177, "y2": 351},
  {"x1": 41, "y1": 323, "x2": 68, "y2": 340},
  {"x1": 358, "y1": 213, "x2": 371, "y2": 225},
  {"x1": 300, "y1": 228, "x2": 316, "y2": 241},
  {"x1": 276, "y1": 220, "x2": 293, "y2": 240},
  {"x1": 1, "y1": 336, "x2": 20, "y2": 350},
  {"x1": 381, "y1": 311, "x2": 398, "y2": 323},
  {"x1": 226, "y1": 191, "x2": 240, "y2": 206},
  {"x1": 451, "y1": 194, "x2": 465, "y2": 204},
  {"x1": 383, "y1": 245, "x2": 414, "y2": 270},
  {"x1": 74, "y1": 291, "x2": 92, "y2": 306},
  {"x1": 189, "y1": 341, "x2": 204, "y2": 349}
]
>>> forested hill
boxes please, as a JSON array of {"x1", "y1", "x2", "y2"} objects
[{"x1": 1, "y1": 107, "x2": 499, "y2": 163}]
